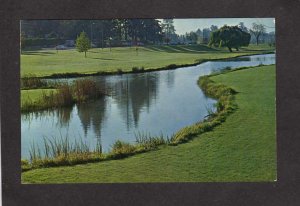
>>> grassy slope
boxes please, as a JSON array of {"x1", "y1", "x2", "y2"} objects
[
  {"x1": 21, "y1": 44, "x2": 274, "y2": 77},
  {"x1": 22, "y1": 65, "x2": 276, "y2": 183}
]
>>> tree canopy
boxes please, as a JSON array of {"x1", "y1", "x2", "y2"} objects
[
  {"x1": 208, "y1": 25, "x2": 251, "y2": 52},
  {"x1": 250, "y1": 23, "x2": 266, "y2": 45},
  {"x1": 76, "y1": 32, "x2": 91, "y2": 57}
]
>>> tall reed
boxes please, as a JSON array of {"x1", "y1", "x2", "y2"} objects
[{"x1": 26, "y1": 134, "x2": 103, "y2": 170}]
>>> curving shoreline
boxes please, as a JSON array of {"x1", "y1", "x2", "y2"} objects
[{"x1": 22, "y1": 64, "x2": 242, "y2": 172}]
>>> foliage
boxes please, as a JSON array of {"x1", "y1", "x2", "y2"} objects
[
  {"x1": 208, "y1": 25, "x2": 251, "y2": 52},
  {"x1": 250, "y1": 23, "x2": 266, "y2": 45},
  {"x1": 76, "y1": 32, "x2": 91, "y2": 57}
]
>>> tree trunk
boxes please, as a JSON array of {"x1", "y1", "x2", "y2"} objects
[
  {"x1": 236, "y1": 47, "x2": 239, "y2": 51},
  {"x1": 227, "y1": 47, "x2": 232, "y2": 52},
  {"x1": 256, "y1": 34, "x2": 260, "y2": 45}
]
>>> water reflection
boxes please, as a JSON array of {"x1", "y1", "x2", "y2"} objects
[
  {"x1": 113, "y1": 73, "x2": 159, "y2": 129},
  {"x1": 77, "y1": 97, "x2": 107, "y2": 138},
  {"x1": 21, "y1": 53, "x2": 275, "y2": 159}
]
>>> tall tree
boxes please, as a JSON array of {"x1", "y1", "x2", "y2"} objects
[
  {"x1": 250, "y1": 23, "x2": 266, "y2": 45},
  {"x1": 238, "y1": 22, "x2": 248, "y2": 32},
  {"x1": 210, "y1": 25, "x2": 218, "y2": 32},
  {"x1": 202, "y1": 28, "x2": 211, "y2": 44},
  {"x1": 76, "y1": 32, "x2": 91, "y2": 57},
  {"x1": 161, "y1": 19, "x2": 176, "y2": 44},
  {"x1": 208, "y1": 25, "x2": 251, "y2": 52}
]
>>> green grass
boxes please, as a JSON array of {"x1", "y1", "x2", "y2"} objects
[
  {"x1": 21, "y1": 79, "x2": 106, "y2": 112},
  {"x1": 21, "y1": 89, "x2": 57, "y2": 109},
  {"x1": 22, "y1": 65, "x2": 276, "y2": 183},
  {"x1": 21, "y1": 44, "x2": 274, "y2": 77}
]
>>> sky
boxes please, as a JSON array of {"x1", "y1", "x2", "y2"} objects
[{"x1": 169, "y1": 18, "x2": 275, "y2": 35}]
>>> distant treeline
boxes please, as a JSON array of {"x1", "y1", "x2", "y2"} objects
[
  {"x1": 21, "y1": 19, "x2": 165, "y2": 47},
  {"x1": 20, "y1": 20, "x2": 275, "y2": 48}
]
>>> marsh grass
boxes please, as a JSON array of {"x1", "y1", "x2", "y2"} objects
[
  {"x1": 21, "y1": 75, "x2": 48, "y2": 89},
  {"x1": 22, "y1": 131, "x2": 173, "y2": 171},
  {"x1": 23, "y1": 135, "x2": 103, "y2": 171},
  {"x1": 21, "y1": 79, "x2": 106, "y2": 112},
  {"x1": 73, "y1": 79, "x2": 103, "y2": 102},
  {"x1": 21, "y1": 75, "x2": 62, "y2": 89}
]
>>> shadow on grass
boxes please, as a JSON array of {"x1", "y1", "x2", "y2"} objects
[
  {"x1": 22, "y1": 51, "x2": 57, "y2": 56},
  {"x1": 144, "y1": 45, "x2": 218, "y2": 53},
  {"x1": 90, "y1": 57, "x2": 116, "y2": 60}
]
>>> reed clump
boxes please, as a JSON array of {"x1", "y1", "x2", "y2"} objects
[
  {"x1": 22, "y1": 135, "x2": 103, "y2": 171},
  {"x1": 21, "y1": 79, "x2": 106, "y2": 112},
  {"x1": 73, "y1": 79, "x2": 103, "y2": 102}
]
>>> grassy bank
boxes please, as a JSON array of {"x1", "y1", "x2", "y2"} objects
[
  {"x1": 21, "y1": 44, "x2": 274, "y2": 78},
  {"x1": 21, "y1": 79, "x2": 105, "y2": 112},
  {"x1": 22, "y1": 65, "x2": 276, "y2": 183}
]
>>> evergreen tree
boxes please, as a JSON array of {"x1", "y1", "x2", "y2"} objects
[{"x1": 76, "y1": 32, "x2": 91, "y2": 57}]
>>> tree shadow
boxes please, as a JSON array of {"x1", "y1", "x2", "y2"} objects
[
  {"x1": 90, "y1": 57, "x2": 116, "y2": 60},
  {"x1": 22, "y1": 51, "x2": 56, "y2": 56},
  {"x1": 144, "y1": 45, "x2": 218, "y2": 53}
]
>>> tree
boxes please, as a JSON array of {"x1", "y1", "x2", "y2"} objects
[
  {"x1": 208, "y1": 25, "x2": 251, "y2": 52},
  {"x1": 161, "y1": 19, "x2": 176, "y2": 44},
  {"x1": 20, "y1": 33, "x2": 26, "y2": 52},
  {"x1": 210, "y1": 25, "x2": 218, "y2": 32},
  {"x1": 250, "y1": 23, "x2": 266, "y2": 45},
  {"x1": 76, "y1": 32, "x2": 91, "y2": 57},
  {"x1": 238, "y1": 22, "x2": 248, "y2": 32},
  {"x1": 202, "y1": 28, "x2": 211, "y2": 44}
]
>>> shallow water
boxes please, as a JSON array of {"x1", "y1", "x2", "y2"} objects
[{"x1": 21, "y1": 53, "x2": 275, "y2": 159}]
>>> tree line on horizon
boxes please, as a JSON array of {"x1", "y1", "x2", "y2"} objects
[{"x1": 21, "y1": 19, "x2": 275, "y2": 50}]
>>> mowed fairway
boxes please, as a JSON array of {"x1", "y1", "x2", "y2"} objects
[
  {"x1": 22, "y1": 65, "x2": 276, "y2": 183},
  {"x1": 21, "y1": 44, "x2": 274, "y2": 77}
]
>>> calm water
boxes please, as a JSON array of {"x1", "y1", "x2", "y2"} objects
[{"x1": 21, "y1": 53, "x2": 275, "y2": 159}]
